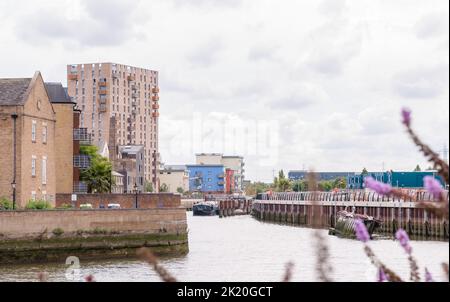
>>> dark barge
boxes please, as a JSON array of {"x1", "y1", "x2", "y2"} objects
[{"x1": 329, "y1": 210, "x2": 382, "y2": 239}]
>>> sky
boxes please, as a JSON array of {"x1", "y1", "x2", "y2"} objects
[{"x1": 0, "y1": 0, "x2": 448, "y2": 182}]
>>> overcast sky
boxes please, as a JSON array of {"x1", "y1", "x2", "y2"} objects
[{"x1": 1, "y1": 0, "x2": 448, "y2": 182}]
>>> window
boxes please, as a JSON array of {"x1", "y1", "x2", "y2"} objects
[
  {"x1": 31, "y1": 156, "x2": 36, "y2": 177},
  {"x1": 31, "y1": 191, "x2": 36, "y2": 201},
  {"x1": 42, "y1": 156, "x2": 47, "y2": 185},
  {"x1": 31, "y1": 120, "x2": 37, "y2": 142},
  {"x1": 42, "y1": 124, "x2": 47, "y2": 144}
]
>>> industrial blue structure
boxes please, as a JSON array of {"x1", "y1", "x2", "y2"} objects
[
  {"x1": 186, "y1": 164, "x2": 225, "y2": 193},
  {"x1": 347, "y1": 171, "x2": 445, "y2": 189},
  {"x1": 289, "y1": 171, "x2": 355, "y2": 181}
]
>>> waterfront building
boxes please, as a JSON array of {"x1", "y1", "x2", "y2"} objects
[
  {"x1": 225, "y1": 169, "x2": 235, "y2": 194},
  {"x1": 66, "y1": 63, "x2": 160, "y2": 191},
  {"x1": 195, "y1": 153, "x2": 245, "y2": 192},
  {"x1": 45, "y1": 82, "x2": 91, "y2": 195},
  {"x1": 159, "y1": 165, "x2": 190, "y2": 194},
  {"x1": 347, "y1": 171, "x2": 445, "y2": 189},
  {"x1": 288, "y1": 170, "x2": 355, "y2": 181},
  {"x1": 0, "y1": 72, "x2": 57, "y2": 207},
  {"x1": 116, "y1": 145, "x2": 145, "y2": 193},
  {"x1": 186, "y1": 164, "x2": 225, "y2": 193},
  {"x1": 111, "y1": 171, "x2": 125, "y2": 194}
]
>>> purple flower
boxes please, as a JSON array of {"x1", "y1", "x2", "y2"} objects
[
  {"x1": 364, "y1": 177, "x2": 392, "y2": 196},
  {"x1": 355, "y1": 219, "x2": 370, "y2": 243},
  {"x1": 401, "y1": 108, "x2": 411, "y2": 127},
  {"x1": 378, "y1": 268, "x2": 388, "y2": 282},
  {"x1": 423, "y1": 176, "x2": 444, "y2": 200},
  {"x1": 395, "y1": 229, "x2": 412, "y2": 254},
  {"x1": 425, "y1": 268, "x2": 434, "y2": 282}
]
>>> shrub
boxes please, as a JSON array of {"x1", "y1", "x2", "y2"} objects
[
  {"x1": 0, "y1": 197, "x2": 13, "y2": 210},
  {"x1": 52, "y1": 228, "x2": 64, "y2": 236},
  {"x1": 25, "y1": 200, "x2": 52, "y2": 210}
]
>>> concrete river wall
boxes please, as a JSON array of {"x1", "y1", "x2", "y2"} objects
[
  {"x1": 252, "y1": 191, "x2": 449, "y2": 240},
  {"x1": 0, "y1": 208, "x2": 188, "y2": 264}
]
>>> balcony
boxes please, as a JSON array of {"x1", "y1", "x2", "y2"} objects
[
  {"x1": 99, "y1": 81, "x2": 107, "y2": 87},
  {"x1": 68, "y1": 74, "x2": 78, "y2": 81},
  {"x1": 152, "y1": 95, "x2": 159, "y2": 101},
  {"x1": 112, "y1": 71, "x2": 120, "y2": 79},
  {"x1": 73, "y1": 181, "x2": 88, "y2": 194},
  {"x1": 218, "y1": 174, "x2": 225, "y2": 178},
  {"x1": 127, "y1": 75, "x2": 135, "y2": 81},
  {"x1": 73, "y1": 128, "x2": 92, "y2": 144},
  {"x1": 99, "y1": 88, "x2": 108, "y2": 95},
  {"x1": 152, "y1": 112, "x2": 160, "y2": 118},
  {"x1": 99, "y1": 104, "x2": 107, "y2": 112},
  {"x1": 152, "y1": 104, "x2": 159, "y2": 110},
  {"x1": 218, "y1": 181, "x2": 225, "y2": 185},
  {"x1": 131, "y1": 92, "x2": 139, "y2": 99},
  {"x1": 152, "y1": 87, "x2": 160, "y2": 93},
  {"x1": 74, "y1": 155, "x2": 90, "y2": 169}
]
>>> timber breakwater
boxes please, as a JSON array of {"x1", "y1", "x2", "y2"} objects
[
  {"x1": 0, "y1": 195, "x2": 188, "y2": 265},
  {"x1": 252, "y1": 191, "x2": 449, "y2": 240}
]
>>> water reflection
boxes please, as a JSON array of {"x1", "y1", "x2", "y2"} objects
[{"x1": 0, "y1": 213, "x2": 448, "y2": 282}]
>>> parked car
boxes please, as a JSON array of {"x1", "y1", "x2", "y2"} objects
[
  {"x1": 80, "y1": 203, "x2": 93, "y2": 209},
  {"x1": 107, "y1": 203, "x2": 121, "y2": 209}
]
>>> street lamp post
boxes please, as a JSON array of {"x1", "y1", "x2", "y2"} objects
[
  {"x1": 11, "y1": 113, "x2": 18, "y2": 210},
  {"x1": 134, "y1": 183, "x2": 138, "y2": 209}
]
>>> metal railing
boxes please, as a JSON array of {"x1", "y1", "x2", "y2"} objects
[
  {"x1": 73, "y1": 181, "x2": 88, "y2": 194},
  {"x1": 73, "y1": 128, "x2": 92, "y2": 144},
  {"x1": 74, "y1": 155, "x2": 90, "y2": 169},
  {"x1": 257, "y1": 190, "x2": 449, "y2": 202}
]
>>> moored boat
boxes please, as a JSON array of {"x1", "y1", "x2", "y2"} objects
[
  {"x1": 329, "y1": 210, "x2": 381, "y2": 240},
  {"x1": 193, "y1": 201, "x2": 219, "y2": 216}
]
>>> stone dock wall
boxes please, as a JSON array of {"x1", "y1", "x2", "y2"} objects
[{"x1": 0, "y1": 208, "x2": 188, "y2": 264}]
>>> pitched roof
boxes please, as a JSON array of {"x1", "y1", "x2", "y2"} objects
[
  {"x1": 0, "y1": 78, "x2": 32, "y2": 106},
  {"x1": 45, "y1": 82, "x2": 74, "y2": 104}
]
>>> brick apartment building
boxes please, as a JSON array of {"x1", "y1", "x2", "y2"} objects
[
  {"x1": 0, "y1": 72, "x2": 85, "y2": 208},
  {"x1": 45, "y1": 82, "x2": 89, "y2": 194},
  {"x1": 0, "y1": 72, "x2": 57, "y2": 207},
  {"x1": 66, "y1": 63, "x2": 160, "y2": 191}
]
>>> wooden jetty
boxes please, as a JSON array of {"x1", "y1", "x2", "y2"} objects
[{"x1": 252, "y1": 191, "x2": 449, "y2": 240}]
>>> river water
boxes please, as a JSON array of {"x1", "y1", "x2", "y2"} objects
[{"x1": 0, "y1": 213, "x2": 448, "y2": 282}]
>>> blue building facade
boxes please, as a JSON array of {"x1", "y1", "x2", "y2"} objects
[
  {"x1": 289, "y1": 171, "x2": 355, "y2": 181},
  {"x1": 347, "y1": 171, "x2": 445, "y2": 189},
  {"x1": 186, "y1": 165, "x2": 225, "y2": 193}
]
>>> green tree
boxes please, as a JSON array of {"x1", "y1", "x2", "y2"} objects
[
  {"x1": 414, "y1": 164, "x2": 421, "y2": 172},
  {"x1": 244, "y1": 182, "x2": 272, "y2": 196},
  {"x1": 274, "y1": 170, "x2": 291, "y2": 192},
  {"x1": 291, "y1": 180, "x2": 308, "y2": 192},
  {"x1": 176, "y1": 187, "x2": 184, "y2": 194},
  {"x1": 332, "y1": 177, "x2": 347, "y2": 189},
  {"x1": 159, "y1": 183, "x2": 169, "y2": 192},
  {"x1": 79, "y1": 145, "x2": 113, "y2": 193},
  {"x1": 145, "y1": 181, "x2": 154, "y2": 193},
  {"x1": 362, "y1": 168, "x2": 369, "y2": 175}
]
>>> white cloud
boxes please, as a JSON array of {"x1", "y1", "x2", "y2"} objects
[{"x1": 0, "y1": 0, "x2": 448, "y2": 182}]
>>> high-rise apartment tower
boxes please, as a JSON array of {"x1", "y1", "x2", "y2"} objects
[{"x1": 66, "y1": 63, "x2": 160, "y2": 189}]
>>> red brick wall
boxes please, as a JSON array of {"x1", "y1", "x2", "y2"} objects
[{"x1": 56, "y1": 193, "x2": 180, "y2": 209}]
